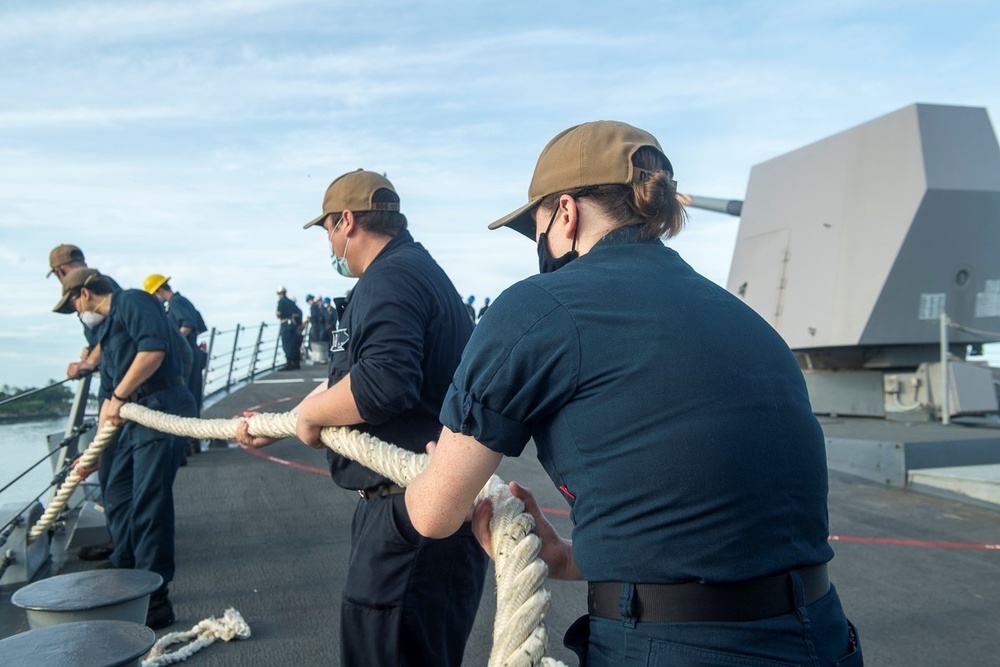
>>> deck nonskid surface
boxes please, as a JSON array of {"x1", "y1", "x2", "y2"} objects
[{"x1": 3, "y1": 366, "x2": 999, "y2": 665}]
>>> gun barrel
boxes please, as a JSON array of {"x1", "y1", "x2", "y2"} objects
[{"x1": 684, "y1": 195, "x2": 743, "y2": 217}]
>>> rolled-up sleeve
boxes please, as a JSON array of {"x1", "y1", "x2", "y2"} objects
[{"x1": 440, "y1": 281, "x2": 580, "y2": 457}]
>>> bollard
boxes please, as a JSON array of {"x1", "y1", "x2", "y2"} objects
[
  {"x1": 11, "y1": 569, "x2": 162, "y2": 629},
  {"x1": 0, "y1": 619, "x2": 155, "y2": 667}
]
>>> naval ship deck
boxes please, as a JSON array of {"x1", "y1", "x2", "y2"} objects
[{"x1": 3, "y1": 365, "x2": 1000, "y2": 665}]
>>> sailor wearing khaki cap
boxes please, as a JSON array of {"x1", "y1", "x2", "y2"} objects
[
  {"x1": 46, "y1": 243, "x2": 86, "y2": 279},
  {"x1": 45, "y1": 243, "x2": 123, "y2": 380},
  {"x1": 54, "y1": 266, "x2": 196, "y2": 630},
  {"x1": 47, "y1": 248, "x2": 125, "y2": 563},
  {"x1": 236, "y1": 168, "x2": 486, "y2": 666},
  {"x1": 405, "y1": 121, "x2": 862, "y2": 665}
]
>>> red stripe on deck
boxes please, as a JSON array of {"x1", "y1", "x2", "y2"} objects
[
  {"x1": 238, "y1": 443, "x2": 331, "y2": 475},
  {"x1": 231, "y1": 398, "x2": 329, "y2": 476},
  {"x1": 227, "y1": 404, "x2": 1000, "y2": 543}
]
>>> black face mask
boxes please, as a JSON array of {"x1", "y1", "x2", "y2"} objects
[{"x1": 537, "y1": 205, "x2": 578, "y2": 274}]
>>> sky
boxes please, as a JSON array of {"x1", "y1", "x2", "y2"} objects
[{"x1": 1, "y1": 0, "x2": 999, "y2": 388}]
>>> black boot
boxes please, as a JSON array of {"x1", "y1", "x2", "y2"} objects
[
  {"x1": 78, "y1": 541, "x2": 114, "y2": 561},
  {"x1": 146, "y1": 584, "x2": 176, "y2": 630}
]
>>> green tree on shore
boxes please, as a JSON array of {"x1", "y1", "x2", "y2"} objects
[{"x1": 0, "y1": 382, "x2": 74, "y2": 419}]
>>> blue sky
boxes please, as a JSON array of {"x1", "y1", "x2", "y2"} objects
[{"x1": 1, "y1": 0, "x2": 999, "y2": 387}]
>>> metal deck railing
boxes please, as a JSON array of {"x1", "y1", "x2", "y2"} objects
[{"x1": 0, "y1": 321, "x2": 288, "y2": 584}]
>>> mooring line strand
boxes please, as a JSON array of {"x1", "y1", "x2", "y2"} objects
[{"x1": 25, "y1": 404, "x2": 567, "y2": 667}]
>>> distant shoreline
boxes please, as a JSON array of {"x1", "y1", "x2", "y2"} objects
[{"x1": 0, "y1": 411, "x2": 70, "y2": 425}]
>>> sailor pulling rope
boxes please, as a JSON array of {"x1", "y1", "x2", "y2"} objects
[{"x1": 29, "y1": 405, "x2": 568, "y2": 667}]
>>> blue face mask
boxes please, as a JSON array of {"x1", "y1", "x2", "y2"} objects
[{"x1": 329, "y1": 219, "x2": 356, "y2": 278}]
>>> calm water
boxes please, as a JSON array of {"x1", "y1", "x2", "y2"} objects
[{"x1": 0, "y1": 416, "x2": 70, "y2": 510}]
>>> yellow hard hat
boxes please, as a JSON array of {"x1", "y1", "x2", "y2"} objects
[{"x1": 143, "y1": 273, "x2": 170, "y2": 294}]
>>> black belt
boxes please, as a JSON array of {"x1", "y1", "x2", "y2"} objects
[
  {"x1": 129, "y1": 375, "x2": 185, "y2": 402},
  {"x1": 357, "y1": 484, "x2": 406, "y2": 500},
  {"x1": 588, "y1": 564, "x2": 830, "y2": 623}
]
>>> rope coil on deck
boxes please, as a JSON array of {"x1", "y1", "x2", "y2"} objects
[
  {"x1": 141, "y1": 607, "x2": 251, "y2": 666},
  {"x1": 29, "y1": 404, "x2": 568, "y2": 667}
]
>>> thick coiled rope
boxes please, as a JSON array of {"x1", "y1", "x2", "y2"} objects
[{"x1": 29, "y1": 404, "x2": 568, "y2": 667}]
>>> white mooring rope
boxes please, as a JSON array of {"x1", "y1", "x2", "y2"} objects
[
  {"x1": 28, "y1": 417, "x2": 118, "y2": 540},
  {"x1": 140, "y1": 607, "x2": 251, "y2": 666},
  {"x1": 29, "y1": 404, "x2": 568, "y2": 667}
]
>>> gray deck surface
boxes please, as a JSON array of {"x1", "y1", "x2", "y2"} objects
[
  {"x1": 3, "y1": 365, "x2": 1000, "y2": 665},
  {"x1": 819, "y1": 414, "x2": 1000, "y2": 443}
]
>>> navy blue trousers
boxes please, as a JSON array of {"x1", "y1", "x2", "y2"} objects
[
  {"x1": 340, "y1": 493, "x2": 488, "y2": 667},
  {"x1": 187, "y1": 348, "x2": 206, "y2": 416},
  {"x1": 104, "y1": 387, "x2": 194, "y2": 584},
  {"x1": 567, "y1": 580, "x2": 862, "y2": 666},
  {"x1": 280, "y1": 325, "x2": 301, "y2": 364}
]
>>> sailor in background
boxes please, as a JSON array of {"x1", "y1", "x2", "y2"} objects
[
  {"x1": 304, "y1": 293, "x2": 329, "y2": 364},
  {"x1": 464, "y1": 294, "x2": 476, "y2": 323},
  {"x1": 55, "y1": 268, "x2": 196, "y2": 630},
  {"x1": 404, "y1": 121, "x2": 862, "y2": 666},
  {"x1": 143, "y1": 274, "x2": 208, "y2": 417},
  {"x1": 46, "y1": 243, "x2": 122, "y2": 384},
  {"x1": 275, "y1": 287, "x2": 302, "y2": 370},
  {"x1": 236, "y1": 169, "x2": 487, "y2": 667}
]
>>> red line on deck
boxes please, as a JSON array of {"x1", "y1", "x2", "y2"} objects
[
  {"x1": 230, "y1": 397, "x2": 328, "y2": 476},
  {"x1": 229, "y1": 405, "x2": 999, "y2": 548},
  {"x1": 237, "y1": 443, "x2": 331, "y2": 475},
  {"x1": 234, "y1": 445, "x2": 1000, "y2": 541}
]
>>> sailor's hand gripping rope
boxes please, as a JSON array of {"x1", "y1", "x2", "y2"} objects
[{"x1": 29, "y1": 404, "x2": 568, "y2": 667}]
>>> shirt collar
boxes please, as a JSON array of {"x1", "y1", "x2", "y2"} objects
[
  {"x1": 369, "y1": 229, "x2": 414, "y2": 266},
  {"x1": 593, "y1": 224, "x2": 660, "y2": 249}
]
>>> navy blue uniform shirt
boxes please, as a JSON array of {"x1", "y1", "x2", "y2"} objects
[
  {"x1": 441, "y1": 227, "x2": 834, "y2": 585},
  {"x1": 327, "y1": 230, "x2": 473, "y2": 491},
  {"x1": 95, "y1": 289, "x2": 188, "y2": 401},
  {"x1": 166, "y1": 292, "x2": 206, "y2": 348},
  {"x1": 308, "y1": 301, "x2": 325, "y2": 342},
  {"x1": 276, "y1": 296, "x2": 301, "y2": 323}
]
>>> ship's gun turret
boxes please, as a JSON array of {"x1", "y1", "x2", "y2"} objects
[
  {"x1": 688, "y1": 104, "x2": 1000, "y2": 422},
  {"x1": 681, "y1": 195, "x2": 743, "y2": 217}
]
